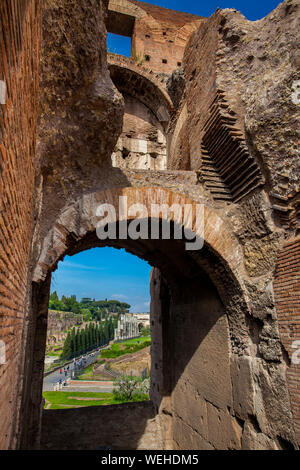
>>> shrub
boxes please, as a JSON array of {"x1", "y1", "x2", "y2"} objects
[{"x1": 113, "y1": 375, "x2": 140, "y2": 402}]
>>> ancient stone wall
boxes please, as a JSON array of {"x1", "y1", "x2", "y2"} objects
[
  {"x1": 46, "y1": 311, "x2": 83, "y2": 347},
  {"x1": 0, "y1": 0, "x2": 41, "y2": 449},
  {"x1": 170, "y1": 275, "x2": 240, "y2": 450},
  {"x1": 41, "y1": 401, "x2": 163, "y2": 450},
  {"x1": 150, "y1": 262, "x2": 297, "y2": 450},
  {"x1": 112, "y1": 93, "x2": 167, "y2": 170},
  {"x1": 47, "y1": 311, "x2": 83, "y2": 333},
  {"x1": 36, "y1": 0, "x2": 124, "y2": 239},
  {"x1": 163, "y1": 0, "x2": 300, "y2": 448}
]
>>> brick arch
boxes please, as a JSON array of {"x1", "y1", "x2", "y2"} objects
[
  {"x1": 34, "y1": 186, "x2": 245, "y2": 290},
  {"x1": 108, "y1": 54, "x2": 173, "y2": 122}
]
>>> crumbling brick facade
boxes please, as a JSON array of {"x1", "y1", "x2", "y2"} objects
[
  {"x1": 274, "y1": 238, "x2": 300, "y2": 443},
  {"x1": 0, "y1": 0, "x2": 299, "y2": 451}
]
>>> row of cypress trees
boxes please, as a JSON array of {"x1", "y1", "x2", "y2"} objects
[{"x1": 61, "y1": 319, "x2": 115, "y2": 360}]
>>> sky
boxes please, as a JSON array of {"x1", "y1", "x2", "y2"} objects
[
  {"x1": 51, "y1": 247, "x2": 152, "y2": 313},
  {"x1": 54, "y1": 0, "x2": 283, "y2": 313},
  {"x1": 107, "y1": 0, "x2": 283, "y2": 55}
]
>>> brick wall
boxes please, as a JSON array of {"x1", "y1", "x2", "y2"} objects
[
  {"x1": 183, "y1": 14, "x2": 219, "y2": 172},
  {"x1": 274, "y1": 238, "x2": 300, "y2": 444},
  {"x1": 0, "y1": 0, "x2": 41, "y2": 449},
  {"x1": 108, "y1": 0, "x2": 204, "y2": 75}
]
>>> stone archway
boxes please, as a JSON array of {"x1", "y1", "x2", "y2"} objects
[
  {"x1": 33, "y1": 187, "x2": 244, "y2": 285},
  {"x1": 107, "y1": 57, "x2": 173, "y2": 170},
  {"x1": 108, "y1": 54, "x2": 173, "y2": 122}
]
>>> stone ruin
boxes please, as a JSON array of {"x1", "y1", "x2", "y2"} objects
[
  {"x1": 114, "y1": 313, "x2": 140, "y2": 341},
  {"x1": 46, "y1": 311, "x2": 83, "y2": 348},
  {"x1": 0, "y1": 0, "x2": 299, "y2": 450}
]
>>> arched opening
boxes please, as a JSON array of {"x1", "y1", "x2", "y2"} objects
[
  {"x1": 107, "y1": 59, "x2": 173, "y2": 171},
  {"x1": 19, "y1": 187, "x2": 253, "y2": 450}
]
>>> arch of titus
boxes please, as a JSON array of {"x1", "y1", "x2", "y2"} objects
[{"x1": 0, "y1": 0, "x2": 299, "y2": 450}]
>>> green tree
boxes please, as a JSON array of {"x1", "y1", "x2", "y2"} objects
[
  {"x1": 70, "y1": 327, "x2": 76, "y2": 355},
  {"x1": 81, "y1": 329, "x2": 86, "y2": 352},
  {"x1": 141, "y1": 326, "x2": 150, "y2": 337},
  {"x1": 50, "y1": 291, "x2": 59, "y2": 302}
]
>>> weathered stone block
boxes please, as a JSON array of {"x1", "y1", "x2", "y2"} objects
[{"x1": 230, "y1": 355, "x2": 255, "y2": 420}]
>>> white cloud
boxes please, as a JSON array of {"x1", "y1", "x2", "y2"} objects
[
  {"x1": 111, "y1": 294, "x2": 129, "y2": 300},
  {"x1": 130, "y1": 301, "x2": 150, "y2": 313},
  {"x1": 60, "y1": 261, "x2": 105, "y2": 271}
]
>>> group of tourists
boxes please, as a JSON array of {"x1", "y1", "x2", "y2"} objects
[
  {"x1": 73, "y1": 355, "x2": 87, "y2": 369},
  {"x1": 59, "y1": 365, "x2": 70, "y2": 377},
  {"x1": 52, "y1": 351, "x2": 97, "y2": 391}
]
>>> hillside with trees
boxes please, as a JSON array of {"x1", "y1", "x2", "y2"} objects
[
  {"x1": 47, "y1": 293, "x2": 131, "y2": 361},
  {"x1": 49, "y1": 292, "x2": 130, "y2": 321}
]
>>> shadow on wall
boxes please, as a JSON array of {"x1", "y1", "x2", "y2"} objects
[{"x1": 41, "y1": 402, "x2": 160, "y2": 450}]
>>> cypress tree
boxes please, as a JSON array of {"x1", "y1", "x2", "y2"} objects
[
  {"x1": 62, "y1": 332, "x2": 72, "y2": 360},
  {"x1": 85, "y1": 324, "x2": 89, "y2": 350},
  {"x1": 109, "y1": 318, "x2": 114, "y2": 340},
  {"x1": 70, "y1": 327, "x2": 76, "y2": 356},
  {"x1": 104, "y1": 319, "x2": 109, "y2": 344},
  {"x1": 88, "y1": 323, "x2": 93, "y2": 351},
  {"x1": 81, "y1": 329, "x2": 86, "y2": 353},
  {"x1": 96, "y1": 324, "x2": 101, "y2": 346},
  {"x1": 93, "y1": 323, "x2": 97, "y2": 346},
  {"x1": 77, "y1": 329, "x2": 82, "y2": 354}
]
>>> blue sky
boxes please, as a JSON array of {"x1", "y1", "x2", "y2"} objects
[
  {"x1": 107, "y1": 0, "x2": 283, "y2": 55},
  {"x1": 51, "y1": 248, "x2": 152, "y2": 313}
]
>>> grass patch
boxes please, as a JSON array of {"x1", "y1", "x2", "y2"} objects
[
  {"x1": 99, "y1": 337, "x2": 151, "y2": 360},
  {"x1": 45, "y1": 351, "x2": 61, "y2": 357},
  {"x1": 118, "y1": 336, "x2": 151, "y2": 346},
  {"x1": 43, "y1": 391, "x2": 116, "y2": 408},
  {"x1": 76, "y1": 363, "x2": 95, "y2": 380},
  {"x1": 43, "y1": 391, "x2": 149, "y2": 409}
]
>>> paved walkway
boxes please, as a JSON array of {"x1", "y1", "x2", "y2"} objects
[
  {"x1": 43, "y1": 351, "x2": 103, "y2": 392},
  {"x1": 65, "y1": 380, "x2": 114, "y2": 393}
]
